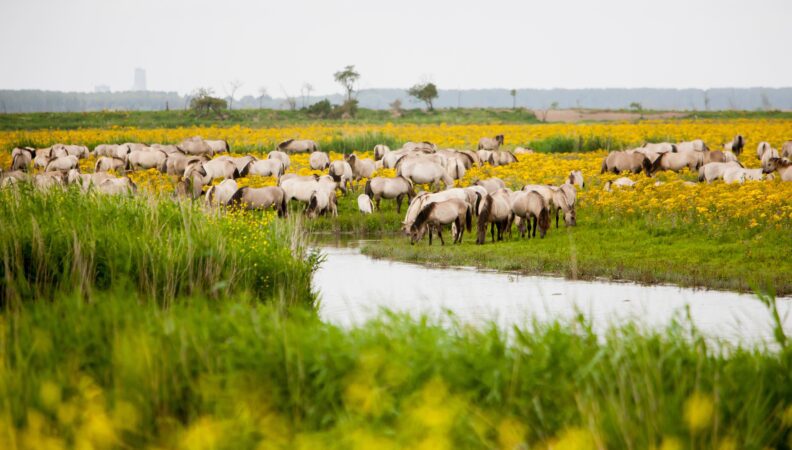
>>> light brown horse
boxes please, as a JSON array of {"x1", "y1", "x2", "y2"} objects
[
  {"x1": 364, "y1": 176, "x2": 415, "y2": 213},
  {"x1": 723, "y1": 135, "x2": 745, "y2": 156},
  {"x1": 410, "y1": 198, "x2": 471, "y2": 245},
  {"x1": 478, "y1": 135, "x2": 504, "y2": 150},
  {"x1": 10, "y1": 147, "x2": 34, "y2": 171},
  {"x1": 508, "y1": 190, "x2": 550, "y2": 238},
  {"x1": 228, "y1": 186, "x2": 288, "y2": 217},
  {"x1": 477, "y1": 189, "x2": 512, "y2": 244},
  {"x1": 601, "y1": 151, "x2": 650, "y2": 175}
]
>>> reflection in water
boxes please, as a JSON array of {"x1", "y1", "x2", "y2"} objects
[{"x1": 313, "y1": 245, "x2": 792, "y2": 345}]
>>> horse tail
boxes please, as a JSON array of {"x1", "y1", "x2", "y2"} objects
[
  {"x1": 159, "y1": 156, "x2": 168, "y2": 173},
  {"x1": 124, "y1": 156, "x2": 132, "y2": 172},
  {"x1": 94, "y1": 158, "x2": 102, "y2": 173},
  {"x1": 365, "y1": 179, "x2": 373, "y2": 198},
  {"x1": 697, "y1": 165, "x2": 706, "y2": 182},
  {"x1": 279, "y1": 190, "x2": 288, "y2": 218},
  {"x1": 650, "y1": 153, "x2": 665, "y2": 175},
  {"x1": 239, "y1": 161, "x2": 252, "y2": 177},
  {"x1": 227, "y1": 187, "x2": 247, "y2": 207},
  {"x1": 206, "y1": 186, "x2": 215, "y2": 203},
  {"x1": 412, "y1": 201, "x2": 437, "y2": 233},
  {"x1": 474, "y1": 192, "x2": 482, "y2": 216},
  {"x1": 477, "y1": 195, "x2": 493, "y2": 244},
  {"x1": 600, "y1": 157, "x2": 608, "y2": 174},
  {"x1": 224, "y1": 140, "x2": 231, "y2": 152},
  {"x1": 642, "y1": 156, "x2": 653, "y2": 177},
  {"x1": 465, "y1": 204, "x2": 472, "y2": 232},
  {"x1": 539, "y1": 205, "x2": 550, "y2": 234},
  {"x1": 232, "y1": 167, "x2": 241, "y2": 179}
]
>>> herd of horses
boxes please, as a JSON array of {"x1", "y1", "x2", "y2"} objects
[
  {"x1": 2, "y1": 132, "x2": 790, "y2": 246},
  {"x1": 601, "y1": 135, "x2": 792, "y2": 184}
]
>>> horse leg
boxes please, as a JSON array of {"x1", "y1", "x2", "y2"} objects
[
  {"x1": 428, "y1": 226, "x2": 433, "y2": 246},
  {"x1": 437, "y1": 226, "x2": 445, "y2": 245},
  {"x1": 555, "y1": 208, "x2": 560, "y2": 228},
  {"x1": 532, "y1": 216, "x2": 538, "y2": 238},
  {"x1": 396, "y1": 194, "x2": 403, "y2": 214},
  {"x1": 375, "y1": 195, "x2": 381, "y2": 211},
  {"x1": 490, "y1": 223, "x2": 495, "y2": 243}
]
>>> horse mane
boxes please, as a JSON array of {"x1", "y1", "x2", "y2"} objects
[
  {"x1": 278, "y1": 139, "x2": 294, "y2": 150},
  {"x1": 648, "y1": 153, "x2": 665, "y2": 175},
  {"x1": 411, "y1": 201, "x2": 437, "y2": 232},
  {"x1": 508, "y1": 152, "x2": 518, "y2": 163},
  {"x1": 457, "y1": 152, "x2": 474, "y2": 167},
  {"x1": 538, "y1": 203, "x2": 550, "y2": 232}
]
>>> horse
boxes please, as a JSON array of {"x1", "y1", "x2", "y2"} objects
[
  {"x1": 760, "y1": 146, "x2": 780, "y2": 171},
  {"x1": 523, "y1": 184, "x2": 575, "y2": 227},
  {"x1": 397, "y1": 158, "x2": 453, "y2": 191},
  {"x1": 127, "y1": 149, "x2": 168, "y2": 171},
  {"x1": 782, "y1": 141, "x2": 792, "y2": 159},
  {"x1": 201, "y1": 158, "x2": 239, "y2": 180},
  {"x1": 489, "y1": 151, "x2": 518, "y2": 166},
  {"x1": 567, "y1": 170, "x2": 584, "y2": 189},
  {"x1": 402, "y1": 141, "x2": 436, "y2": 153},
  {"x1": 757, "y1": 142, "x2": 772, "y2": 160},
  {"x1": 228, "y1": 186, "x2": 288, "y2": 217},
  {"x1": 357, "y1": 194, "x2": 374, "y2": 214},
  {"x1": 698, "y1": 161, "x2": 743, "y2": 182},
  {"x1": 445, "y1": 158, "x2": 467, "y2": 180},
  {"x1": 0, "y1": 170, "x2": 30, "y2": 187},
  {"x1": 675, "y1": 140, "x2": 707, "y2": 153},
  {"x1": 150, "y1": 144, "x2": 181, "y2": 155},
  {"x1": 477, "y1": 189, "x2": 512, "y2": 244},
  {"x1": 346, "y1": 154, "x2": 376, "y2": 180},
  {"x1": 278, "y1": 139, "x2": 319, "y2": 153},
  {"x1": 329, "y1": 160, "x2": 354, "y2": 193},
  {"x1": 478, "y1": 135, "x2": 504, "y2": 150},
  {"x1": 723, "y1": 135, "x2": 745, "y2": 156},
  {"x1": 373, "y1": 144, "x2": 390, "y2": 161},
  {"x1": 45, "y1": 155, "x2": 79, "y2": 172},
  {"x1": 701, "y1": 150, "x2": 738, "y2": 165},
  {"x1": 457, "y1": 150, "x2": 482, "y2": 167},
  {"x1": 722, "y1": 167, "x2": 764, "y2": 184},
  {"x1": 205, "y1": 179, "x2": 239, "y2": 206},
  {"x1": 410, "y1": 198, "x2": 471, "y2": 245},
  {"x1": 267, "y1": 151, "x2": 291, "y2": 170},
  {"x1": 182, "y1": 164, "x2": 211, "y2": 199},
  {"x1": 763, "y1": 157, "x2": 792, "y2": 181},
  {"x1": 95, "y1": 156, "x2": 126, "y2": 173},
  {"x1": 601, "y1": 151, "x2": 649, "y2": 175},
  {"x1": 246, "y1": 159, "x2": 285, "y2": 178},
  {"x1": 508, "y1": 190, "x2": 550, "y2": 238},
  {"x1": 178, "y1": 137, "x2": 214, "y2": 156},
  {"x1": 648, "y1": 151, "x2": 701, "y2": 175},
  {"x1": 401, "y1": 188, "x2": 470, "y2": 233},
  {"x1": 603, "y1": 178, "x2": 635, "y2": 191},
  {"x1": 474, "y1": 178, "x2": 506, "y2": 194},
  {"x1": 365, "y1": 176, "x2": 415, "y2": 213},
  {"x1": 96, "y1": 177, "x2": 137, "y2": 196},
  {"x1": 93, "y1": 144, "x2": 129, "y2": 158},
  {"x1": 643, "y1": 142, "x2": 677, "y2": 154},
  {"x1": 216, "y1": 155, "x2": 256, "y2": 176},
  {"x1": 10, "y1": 147, "x2": 34, "y2": 171},
  {"x1": 305, "y1": 189, "x2": 338, "y2": 218},
  {"x1": 309, "y1": 151, "x2": 330, "y2": 170},
  {"x1": 280, "y1": 175, "x2": 321, "y2": 205},
  {"x1": 164, "y1": 154, "x2": 209, "y2": 176},
  {"x1": 463, "y1": 185, "x2": 487, "y2": 215},
  {"x1": 477, "y1": 150, "x2": 493, "y2": 165},
  {"x1": 205, "y1": 140, "x2": 230, "y2": 154},
  {"x1": 67, "y1": 170, "x2": 114, "y2": 191}
]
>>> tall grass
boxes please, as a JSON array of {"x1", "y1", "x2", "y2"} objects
[
  {"x1": 0, "y1": 186, "x2": 317, "y2": 307},
  {"x1": 1, "y1": 291, "x2": 790, "y2": 448},
  {"x1": 527, "y1": 134, "x2": 628, "y2": 153}
]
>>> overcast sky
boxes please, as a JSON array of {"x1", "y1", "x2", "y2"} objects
[{"x1": 1, "y1": 0, "x2": 789, "y2": 97}]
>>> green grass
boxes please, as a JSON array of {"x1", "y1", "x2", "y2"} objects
[
  {"x1": 526, "y1": 135, "x2": 628, "y2": 153},
  {"x1": 1, "y1": 289, "x2": 791, "y2": 448},
  {"x1": 0, "y1": 186, "x2": 317, "y2": 307},
  {"x1": 308, "y1": 194, "x2": 791, "y2": 295},
  {"x1": 0, "y1": 108, "x2": 541, "y2": 130}
]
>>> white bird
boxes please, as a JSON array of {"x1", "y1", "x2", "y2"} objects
[{"x1": 357, "y1": 194, "x2": 374, "y2": 214}]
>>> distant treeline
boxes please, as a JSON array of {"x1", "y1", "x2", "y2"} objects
[{"x1": 1, "y1": 87, "x2": 791, "y2": 113}]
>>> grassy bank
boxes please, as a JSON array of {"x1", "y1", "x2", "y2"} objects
[
  {"x1": 0, "y1": 187, "x2": 317, "y2": 307},
  {"x1": 310, "y1": 194, "x2": 792, "y2": 295},
  {"x1": 1, "y1": 289, "x2": 791, "y2": 449}
]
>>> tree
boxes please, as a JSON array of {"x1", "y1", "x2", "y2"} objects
[
  {"x1": 407, "y1": 82, "x2": 438, "y2": 111},
  {"x1": 510, "y1": 89, "x2": 517, "y2": 109},
  {"x1": 190, "y1": 88, "x2": 227, "y2": 117},
  {"x1": 389, "y1": 99, "x2": 403, "y2": 118},
  {"x1": 224, "y1": 80, "x2": 243, "y2": 110},
  {"x1": 301, "y1": 83, "x2": 314, "y2": 108},
  {"x1": 629, "y1": 102, "x2": 644, "y2": 119},
  {"x1": 539, "y1": 101, "x2": 559, "y2": 122},
  {"x1": 257, "y1": 87, "x2": 268, "y2": 109},
  {"x1": 334, "y1": 65, "x2": 360, "y2": 102}
]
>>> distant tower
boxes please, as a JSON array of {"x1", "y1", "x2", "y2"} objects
[{"x1": 133, "y1": 68, "x2": 147, "y2": 91}]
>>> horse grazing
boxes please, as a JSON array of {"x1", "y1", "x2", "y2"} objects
[
  {"x1": 410, "y1": 198, "x2": 471, "y2": 245},
  {"x1": 509, "y1": 190, "x2": 550, "y2": 238},
  {"x1": 675, "y1": 140, "x2": 707, "y2": 153},
  {"x1": 489, "y1": 151, "x2": 518, "y2": 166},
  {"x1": 476, "y1": 189, "x2": 512, "y2": 244},
  {"x1": 246, "y1": 159, "x2": 285, "y2": 178},
  {"x1": 10, "y1": 147, "x2": 34, "y2": 171},
  {"x1": 603, "y1": 178, "x2": 636, "y2": 191},
  {"x1": 698, "y1": 161, "x2": 743, "y2": 182},
  {"x1": 763, "y1": 157, "x2": 792, "y2": 181},
  {"x1": 228, "y1": 186, "x2": 288, "y2": 217},
  {"x1": 205, "y1": 179, "x2": 239, "y2": 207},
  {"x1": 723, "y1": 135, "x2": 745, "y2": 156},
  {"x1": 357, "y1": 194, "x2": 374, "y2": 214},
  {"x1": 346, "y1": 154, "x2": 376, "y2": 180},
  {"x1": 402, "y1": 189, "x2": 470, "y2": 233},
  {"x1": 278, "y1": 139, "x2": 319, "y2": 153},
  {"x1": 365, "y1": 176, "x2": 415, "y2": 213},
  {"x1": 267, "y1": 151, "x2": 291, "y2": 170},
  {"x1": 309, "y1": 151, "x2": 330, "y2": 170},
  {"x1": 478, "y1": 135, "x2": 504, "y2": 150},
  {"x1": 523, "y1": 184, "x2": 575, "y2": 227},
  {"x1": 474, "y1": 178, "x2": 506, "y2": 194},
  {"x1": 397, "y1": 157, "x2": 453, "y2": 191},
  {"x1": 373, "y1": 144, "x2": 390, "y2": 161},
  {"x1": 648, "y1": 151, "x2": 701, "y2": 176},
  {"x1": 567, "y1": 170, "x2": 584, "y2": 189},
  {"x1": 328, "y1": 160, "x2": 354, "y2": 193},
  {"x1": 601, "y1": 151, "x2": 649, "y2": 175},
  {"x1": 306, "y1": 189, "x2": 337, "y2": 218}
]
